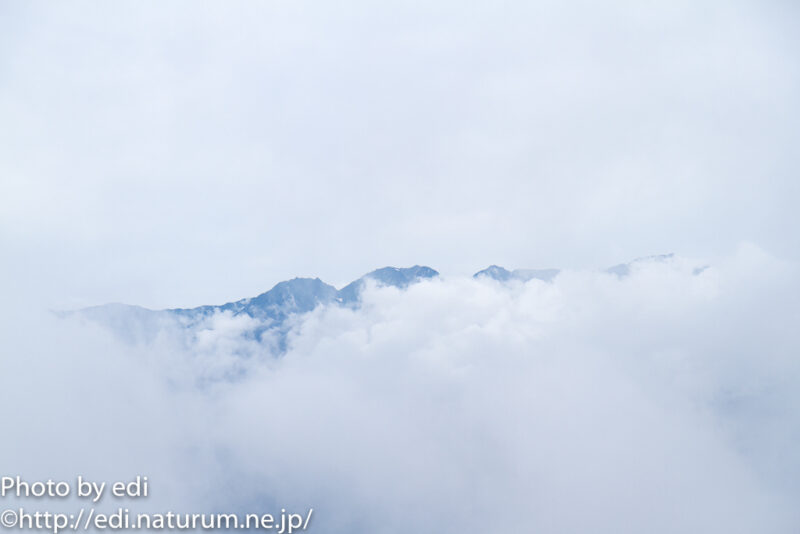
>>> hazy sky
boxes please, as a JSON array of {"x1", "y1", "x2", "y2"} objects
[
  {"x1": 3, "y1": 6, "x2": 800, "y2": 531},
  {"x1": 1, "y1": 1, "x2": 798, "y2": 308}
]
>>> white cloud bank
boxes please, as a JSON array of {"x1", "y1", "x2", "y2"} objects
[{"x1": 2, "y1": 246, "x2": 799, "y2": 532}]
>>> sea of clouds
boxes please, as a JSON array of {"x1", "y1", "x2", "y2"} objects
[{"x1": 2, "y1": 244, "x2": 799, "y2": 533}]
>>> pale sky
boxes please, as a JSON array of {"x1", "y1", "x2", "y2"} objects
[
  {"x1": 2, "y1": 5, "x2": 800, "y2": 530},
  {"x1": 1, "y1": 1, "x2": 798, "y2": 309}
]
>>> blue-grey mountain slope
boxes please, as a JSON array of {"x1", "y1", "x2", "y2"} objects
[
  {"x1": 605, "y1": 253, "x2": 675, "y2": 277},
  {"x1": 338, "y1": 266, "x2": 439, "y2": 304},
  {"x1": 473, "y1": 265, "x2": 560, "y2": 282},
  {"x1": 475, "y1": 254, "x2": 704, "y2": 283},
  {"x1": 171, "y1": 277, "x2": 340, "y2": 323},
  {"x1": 73, "y1": 266, "x2": 440, "y2": 349},
  {"x1": 73, "y1": 257, "x2": 707, "y2": 353}
]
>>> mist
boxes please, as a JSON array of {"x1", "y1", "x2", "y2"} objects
[{"x1": 1, "y1": 246, "x2": 798, "y2": 532}]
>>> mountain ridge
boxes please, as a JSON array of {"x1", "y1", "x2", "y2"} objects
[
  {"x1": 72, "y1": 256, "x2": 690, "y2": 349},
  {"x1": 79, "y1": 256, "x2": 686, "y2": 319}
]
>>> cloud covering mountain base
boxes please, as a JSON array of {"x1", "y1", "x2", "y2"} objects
[{"x1": 2, "y1": 245, "x2": 799, "y2": 533}]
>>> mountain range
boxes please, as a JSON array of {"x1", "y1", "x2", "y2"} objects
[{"x1": 73, "y1": 255, "x2": 692, "y2": 348}]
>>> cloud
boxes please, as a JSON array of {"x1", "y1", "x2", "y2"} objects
[{"x1": 2, "y1": 246, "x2": 799, "y2": 532}]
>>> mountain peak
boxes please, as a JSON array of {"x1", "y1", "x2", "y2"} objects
[
  {"x1": 474, "y1": 265, "x2": 512, "y2": 281},
  {"x1": 338, "y1": 265, "x2": 439, "y2": 304},
  {"x1": 606, "y1": 253, "x2": 675, "y2": 277},
  {"x1": 474, "y1": 265, "x2": 559, "y2": 283}
]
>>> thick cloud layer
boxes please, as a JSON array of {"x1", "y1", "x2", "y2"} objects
[{"x1": 1, "y1": 246, "x2": 799, "y2": 532}]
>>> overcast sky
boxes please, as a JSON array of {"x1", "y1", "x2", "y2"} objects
[
  {"x1": 2, "y1": 5, "x2": 800, "y2": 530},
  {"x1": 1, "y1": 1, "x2": 799, "y2": 309}
]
